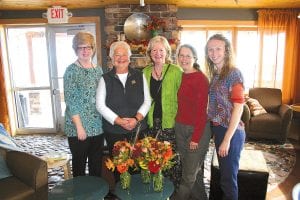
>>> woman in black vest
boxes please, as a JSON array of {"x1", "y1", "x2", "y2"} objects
[{"x1": 96, "y1": 41, "x2": 151, "y2": 181}]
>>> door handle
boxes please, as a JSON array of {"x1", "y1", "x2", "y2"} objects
[{"x1": 52, "y1": 89, "x2": 60, "y2": 95}]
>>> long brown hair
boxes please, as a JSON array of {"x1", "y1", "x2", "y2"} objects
[{"x1": 205, "y1": 34, "x2": 235, "y2": 81}]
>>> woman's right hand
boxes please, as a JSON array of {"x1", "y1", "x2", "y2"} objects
[
  {"x1": 72, "y1": 115, "x2": 87, "y2": 141},
  {"x1": 115, "y1": 117, "x2": 131, "y2": 130},
  {"x1": 77, "y1": 126, "x2": 87, "y2": 141}
]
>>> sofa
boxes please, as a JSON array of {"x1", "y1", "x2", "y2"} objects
[
  {"x1": 243, "y1": 88, "x2": 293, "y2": 143},
  {"x1": 0, "y1": 123, "x2": 48, "y2": 200}
]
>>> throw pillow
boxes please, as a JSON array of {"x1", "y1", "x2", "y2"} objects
[
  {"x1": 0, "y1": 155, "x2": 12, "y2": 179},
  {"x1": 0, "y1": 123, "x2": 20, "y2": 151},
  {"x1": 247, "y1": 98, "x2": 267, "y2": 116}
]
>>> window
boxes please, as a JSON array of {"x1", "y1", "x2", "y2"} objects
[{"x1": 179, "y1": 20, "x2": 287, "y2": 92}]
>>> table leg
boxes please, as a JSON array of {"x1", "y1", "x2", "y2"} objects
[{"x1": 62, "y1": 160, "x2": 72, "y2": 179}]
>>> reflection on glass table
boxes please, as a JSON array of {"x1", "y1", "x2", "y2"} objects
[
  {"x1": 114, "y1": 174, "x2": 174, "y2": 200},
  {"x1": 48, "y1": 176, "x2": 109, "y2": 200}
]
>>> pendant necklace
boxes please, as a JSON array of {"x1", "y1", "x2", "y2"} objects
[{"x1": 153, "y1": 67, "x2": 162, "y2": 80}]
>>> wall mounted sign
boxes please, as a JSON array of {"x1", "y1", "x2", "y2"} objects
[{"x1": 42, "y1": 6, "x2": 72, "y2": 24}]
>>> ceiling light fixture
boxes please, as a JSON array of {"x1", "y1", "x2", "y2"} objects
[{"x1": 140, "y1": 0, "x2": 145, "y2": 7}]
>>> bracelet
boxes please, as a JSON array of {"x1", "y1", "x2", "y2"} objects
[{"x1": 134, "y1": 116, "x2": 140, "y2": 122}]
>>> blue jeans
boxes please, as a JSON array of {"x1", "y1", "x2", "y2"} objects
[{"x1": 212, "y1": 125, "x2": 245, "y2": 200}]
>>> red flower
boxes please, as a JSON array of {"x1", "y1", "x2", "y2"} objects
[
  {"x1": 117, "y1": 163, "x2": 129, "y2": 174},
  {"x1": 148, "y1": 161, "x2": 161, "y2": 174}
]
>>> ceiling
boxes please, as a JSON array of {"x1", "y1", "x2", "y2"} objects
[{"x1": 0, "y1": 0, "x2": 300, "y2": 11}]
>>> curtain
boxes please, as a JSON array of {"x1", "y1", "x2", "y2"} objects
[
  {"x1": 257, "y1": 9, "x2": 300, "y2": 104},
  {"x1": 0, "y1": 45, "x2": 11, "y2": 133},
  {"x1": 292, "y1": 20, "x2": 300, "y2": 104}
]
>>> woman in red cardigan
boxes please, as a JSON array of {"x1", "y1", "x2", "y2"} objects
[{"x1": 173, "y1": 44, "x2": 211, "y2": 200}]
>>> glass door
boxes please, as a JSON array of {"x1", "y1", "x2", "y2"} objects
[{"x1": 5, "y1": 24, "x2": 96, "y2": 133}]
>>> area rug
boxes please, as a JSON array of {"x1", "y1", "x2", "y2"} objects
[
  {"x1": 203, "y1": 139, "x2": 296, "y2": 193},
  {"x1": 13, "y1": 135, "x2": 296, "y2": 194}
]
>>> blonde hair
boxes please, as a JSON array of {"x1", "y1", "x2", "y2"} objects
[
  {"x1": 72, "y1": 32, "x2": 96, "y2": 56},
  {"x1": 146, "y1": 36, "x2": 172, "y2": 65}
]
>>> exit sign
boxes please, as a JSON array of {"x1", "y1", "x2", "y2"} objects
[{"x1": 44, "y1": 6, "x2": 72, "y2": 24}]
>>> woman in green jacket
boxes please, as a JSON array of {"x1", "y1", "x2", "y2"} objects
[{"x1": 143, "y1": 35, "x2": 182, "y2": 188}]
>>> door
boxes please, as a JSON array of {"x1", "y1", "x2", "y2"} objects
[
  {"x1": 5, "y1": 23, "x2": 96, "y2": 133},
  {"x1": 47, "y1": 24, "x2": 96, "y2": 132}
]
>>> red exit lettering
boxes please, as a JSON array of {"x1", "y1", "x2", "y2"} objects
[{"x1": 50, "y1": 8, "x2": 64, "y2": 19}]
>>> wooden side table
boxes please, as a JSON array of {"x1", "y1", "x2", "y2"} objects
[
  {"x1": 291, "y1": 103, "x2": 300, "y2": 112},
  {"x1": 41, "y1": 153, "x2": 72, "y2": 180}
]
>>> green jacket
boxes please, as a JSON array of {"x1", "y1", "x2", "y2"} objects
[{"x1": 143, "y1": 63, "x2": 182, "y2": 129}]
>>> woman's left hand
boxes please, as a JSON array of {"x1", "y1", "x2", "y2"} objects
[
  {"x1": 218, "y1": 140, "x2": 230, "y2": 157},
  {"x1": 189, "y1": 141, "x2": 199, "y2": 150}
]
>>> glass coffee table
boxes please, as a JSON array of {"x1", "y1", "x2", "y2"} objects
[
  {"x1": 114, "y1": 174, "x2": 174, "y2": 200},
  {"x1": 48, "y1": 176, "x2": 109, "y2": 200}
]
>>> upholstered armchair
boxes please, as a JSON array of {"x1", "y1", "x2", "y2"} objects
[{"x1": 243, "y1": 88, "x2": 293, "y2": 144}]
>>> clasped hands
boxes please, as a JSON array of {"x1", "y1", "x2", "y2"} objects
[{"x1": 115, "y1": 117, "x2": 139, "y2": 131}]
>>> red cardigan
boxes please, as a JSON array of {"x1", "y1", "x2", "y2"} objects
[{"x1": 176, "y1": 71, "x2": 209, "y2": 143}]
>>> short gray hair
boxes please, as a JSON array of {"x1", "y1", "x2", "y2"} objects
[{"x1": 109, "y1": 41, "x2": 132, "y2": 59}]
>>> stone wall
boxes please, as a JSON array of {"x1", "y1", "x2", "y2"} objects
[{"x1": 104, "y1": 4, "x2": 180, "y2": 68}]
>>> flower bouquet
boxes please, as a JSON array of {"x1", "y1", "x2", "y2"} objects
[
  {"x1": 105, "y1": 140, "x2": 135, "y2": 189},
  {"x1": 132, "y1": 137, "x2": 175, "y2": 191}
]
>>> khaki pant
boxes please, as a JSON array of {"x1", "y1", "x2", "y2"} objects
[{"x1": 173, "y1": 122, "x2": 211, "y2": 200}]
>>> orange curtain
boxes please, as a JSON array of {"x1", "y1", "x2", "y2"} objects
[
  {"x1": 258, "y1": 9, "x2": 300, "y2": 104},
  {"x1": 293, "y1": 20, "x2": 300, "y2": 104},
  {"x1": 0, "y1": 46, "x2": 11, "y2": 133}
]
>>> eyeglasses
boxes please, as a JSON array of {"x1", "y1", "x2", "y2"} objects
[
  {"x1": 178, "y1": 55, "x2": 194, "y2": 60},
  {"x1": 77, "y1": 46, "x2": 93, "y2": 51}
]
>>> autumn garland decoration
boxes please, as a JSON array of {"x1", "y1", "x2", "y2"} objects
[{"x1": 144, "y1": 15, "x2": 166, "y2": 32}]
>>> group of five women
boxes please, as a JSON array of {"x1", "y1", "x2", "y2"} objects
[{"x1": 63, "y1": 31, "x2": 245, "y2": 200}]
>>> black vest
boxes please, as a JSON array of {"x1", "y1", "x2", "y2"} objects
[{"x1": 102, "y1": 67, "x2": 147, "y2": 134}]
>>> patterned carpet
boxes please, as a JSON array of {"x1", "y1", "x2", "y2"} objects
[{"x1": 13, "y1": 134, "x2": 296, "y2": 195}]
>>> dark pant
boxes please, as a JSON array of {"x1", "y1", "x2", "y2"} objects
[
  {"x1": 212, "y1": 125, "x2": 245, "y2": 200},
  {"x1": 68, "y1": 134, "x2": 104, "y2": 177}
]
